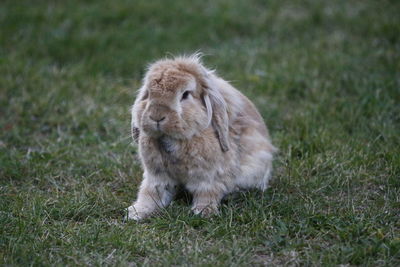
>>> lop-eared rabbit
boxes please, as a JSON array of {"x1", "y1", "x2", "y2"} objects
[{"x1": 128, "y1": 55, "x2": 276, "y2": 221}]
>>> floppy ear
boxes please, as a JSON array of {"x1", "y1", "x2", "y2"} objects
[
  {"x1": 203, "y1": 76, "x2": 230, "y2": 152},
  {"x1": 131, "y1": 119, "x2": 140, "y2": 144},
  {"x1": 131, "y1": 86, "x2": 148, "y2": 144}
]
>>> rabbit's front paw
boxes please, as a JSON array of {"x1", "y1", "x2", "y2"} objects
[
  {"x1": 192, "y1": 204, "x2": 219, "y2": 217},
  {"x1": 127, "y1": 205, "x2": 151, "y2": 221}
]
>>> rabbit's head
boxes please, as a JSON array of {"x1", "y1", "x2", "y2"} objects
[{"x1": 132, "y1": 55, "x2": 230, "y2": 151}]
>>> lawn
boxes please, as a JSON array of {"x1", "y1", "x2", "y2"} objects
[{"x1": 1, "y1": 0, "x2": 399, "y2": 265}]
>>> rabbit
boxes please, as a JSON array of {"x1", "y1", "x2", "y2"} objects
[{"x1": 127, "y1": 54, "x2": 276, "y2": 221}]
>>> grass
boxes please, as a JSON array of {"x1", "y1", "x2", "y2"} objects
[{"x1": 1, "y1": 0, "x2": 399, "y2": 265}]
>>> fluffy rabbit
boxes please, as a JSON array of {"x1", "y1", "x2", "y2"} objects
[{"x1": 127, "y1": 54, "x2": 276, "y2": 221}]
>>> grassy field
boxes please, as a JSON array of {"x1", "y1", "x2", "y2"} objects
[{"x1": 1, "y1": 0, "x2": 399, "y2": 265}]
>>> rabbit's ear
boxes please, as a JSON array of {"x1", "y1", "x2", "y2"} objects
[
  {"x1": 203, "y1": 77, "x2": 230, "y2": 152},
  {"x1": 131, "y1": 105, "x2": 140, "y2": 144},
  {"x1": 131, "y1": 122, "x2": 140, "y2": 144},
  {"x1": 131, "y1": 86, "x2": 148, "y2": 144}
]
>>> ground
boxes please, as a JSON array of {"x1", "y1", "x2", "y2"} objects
[{"x1": 1, "y1": 0, "x2": 399, "y2": 265}]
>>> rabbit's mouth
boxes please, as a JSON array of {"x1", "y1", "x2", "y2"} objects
[
  {"x1": 142, "y1": 119, "x2": 189, "y2": 140},
  {"x1": 142, "y1": 121, "x2": 165, "y2": 137}
]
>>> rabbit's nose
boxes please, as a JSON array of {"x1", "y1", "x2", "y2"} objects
[{"x1": 150, "y1": 116, "x2": 166, "y2": 123}]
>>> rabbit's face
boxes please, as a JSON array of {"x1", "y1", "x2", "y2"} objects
[{"x1": 137, "y1": 67, "x2": 208, "y2": 140}]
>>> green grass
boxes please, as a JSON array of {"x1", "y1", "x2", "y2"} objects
[{"x1": 1, "y1": 0, "x2": 399, "y2": 265}]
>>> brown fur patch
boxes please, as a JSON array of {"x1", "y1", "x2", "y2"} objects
[{"x1": 148, "y1": 63, "x2": 194, "y2": 94}]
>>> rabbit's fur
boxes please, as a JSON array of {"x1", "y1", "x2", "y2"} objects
[{"x1": 127, "y1": 54, "x2": 276, "y2": 220}]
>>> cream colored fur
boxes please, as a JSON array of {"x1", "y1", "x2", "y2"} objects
[{"x1": 127, "y1": 54, "x2": 276, "y2": 221}]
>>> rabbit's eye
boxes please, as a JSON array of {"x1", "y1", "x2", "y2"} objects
[{"x1": 181, "y1": 91, "x2": 190, "y2": 101}]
